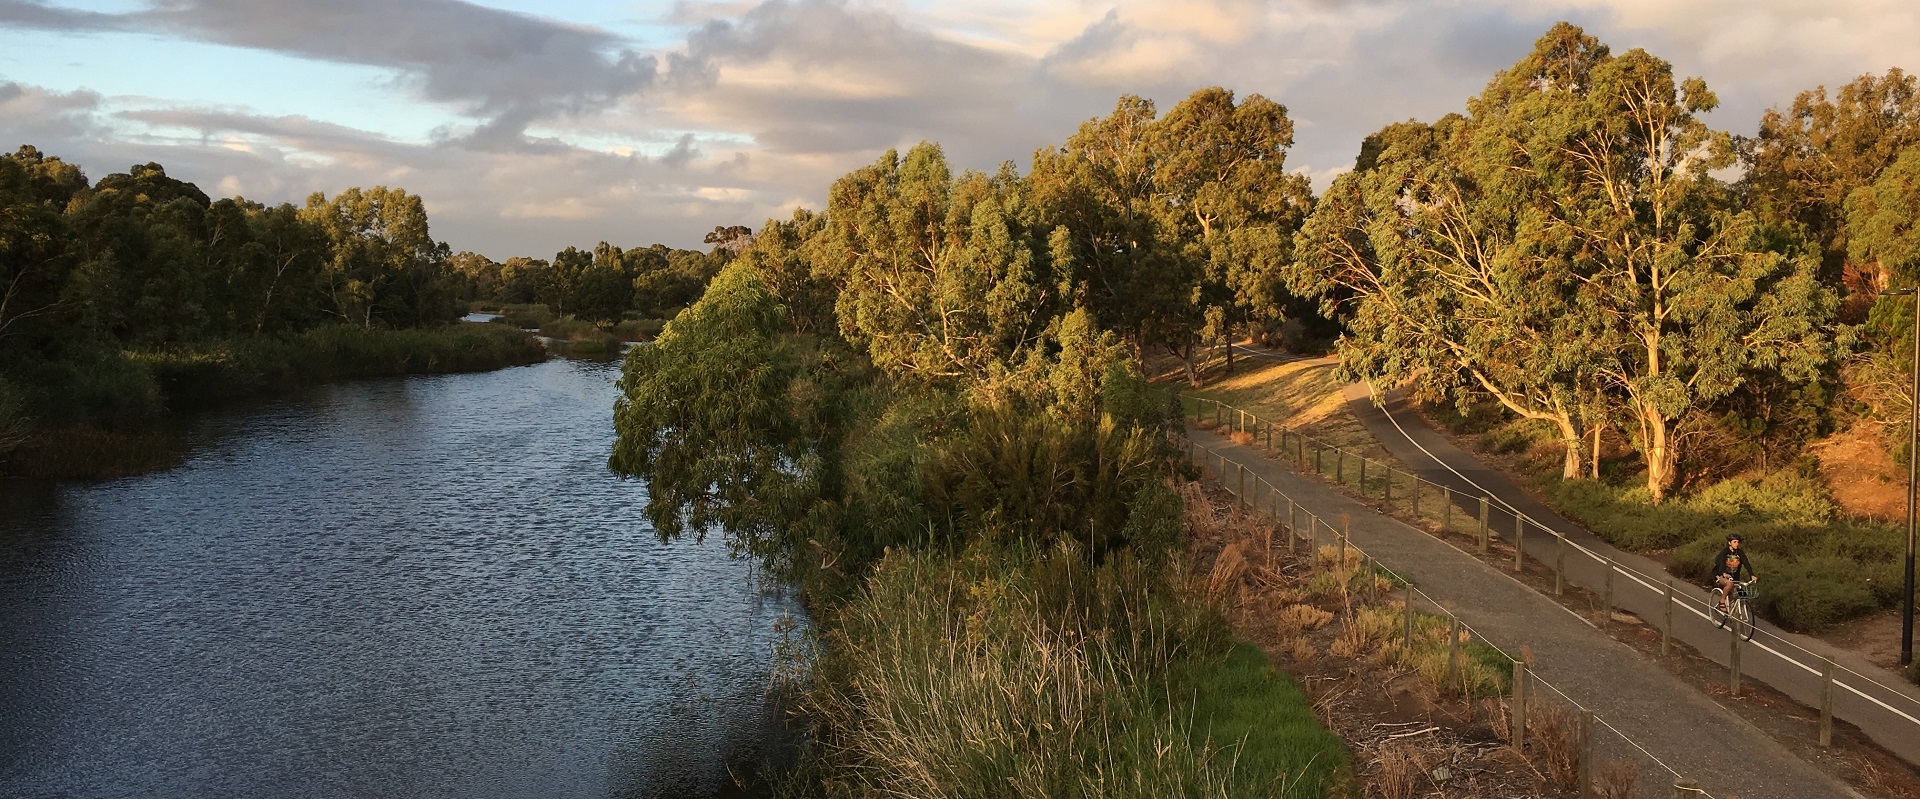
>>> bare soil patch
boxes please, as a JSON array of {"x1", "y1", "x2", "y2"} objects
[{"x1": 1810, "y1": 424, "x2": 1907, "y2": 521}]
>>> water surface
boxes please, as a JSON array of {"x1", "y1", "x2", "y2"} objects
[{"x1": 0, "y1": 357, "x2": 798, "y2": 799}]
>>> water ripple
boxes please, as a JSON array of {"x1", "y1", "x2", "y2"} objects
[{"x1": 0, "y1": 359, "x2": 800, "y2": 799}]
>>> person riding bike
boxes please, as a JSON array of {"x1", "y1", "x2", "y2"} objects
[{"x1": 1711, "y1": 533, "x2": 1757, "y2": 612}]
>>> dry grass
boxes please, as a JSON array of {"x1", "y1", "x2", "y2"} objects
[
  {"x1": 1596, "y1": 760, "x2": 1639, "y2": 799},
  {"x1": 1275, "y1": 604, "x2": 1335, "y2": 636},
  {"x1": 1177, "y1": 356, "x2": 1390, "y2": 458},
  {"x1": 1374, "y1": 744, "x2": 1421, "y2": 799},
  {"x1": 1528, "y1": 702, "x2": 1582, "y2": 788}
]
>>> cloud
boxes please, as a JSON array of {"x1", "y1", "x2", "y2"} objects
[
  {"x1": 6, "y1": 0, "x2": 1920, "y2": 260},
  {"x1": 0, "y1": 80, "x2": 107, "y2": 144},
  {"x1": 1, "y1": 0, "x2": 686, "y2": 149}
]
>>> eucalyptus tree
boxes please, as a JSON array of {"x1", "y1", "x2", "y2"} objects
[
  {"x1": 609, "y1": 262, "x2": 834, "y2": 567},
  {"x1": 1745, "y1": 69, "x2": 1920, "y2": 301},
  {"x1": 0, "y1": 153, "x2": 74, "y2": 348},
  {"x1": 1028, "y1": 95, "x2": 1186, "y2": 372},
  {"x1": 1292, "y1": 23, "x2": 1834, "y2": 499},
  {"x1": 302, "y1": 186, "x2": 458, "y2": 328},
  {"x1": 739, "y1": 210, "x2": 835, "y2": 335},
  {"x1": 1153, "y1": 87, "x2": 1314, "y2": 377},
  {"x1": 1291, "y1": 114, "x2": 1600, "y2": 478},
  {"x1": 818, "y1": 143, "x2": 1056, "y2": 396}
]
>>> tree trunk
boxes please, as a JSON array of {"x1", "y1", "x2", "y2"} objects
[
  {"x1": 1641, "y1": 403, "x2": 1677, "y2": 503},
  {"x1": 1223, "y1": 334, "x2": 1234, "y2": 375},
  {"x1": 1590, "y1": 423, "x2": 1602, "y2": 480},
  {"x1": 1555, "y1": 415, "x2": 1582, "y2": 480},
  {"x1": 1180, "y1": 341, "x2": 1200, "y2": 387}
]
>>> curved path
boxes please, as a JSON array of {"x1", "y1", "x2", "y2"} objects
[
  {"x1": 1344, "y1": 381, "x2": 1920, "y2": 771},
  {"x1": 1188, "y1": 426, "x2": 1860, "y2": 799},
  {"x1": 1188, "y1": 425, "x2": 1857, "y2": 798}
]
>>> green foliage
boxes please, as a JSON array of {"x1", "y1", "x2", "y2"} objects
[
  {"x1": 610, "y1": 262, "x2": 827, "y2": 561},
  {"x1": 820, "y1": 143, "x2": 1056, "y2": 392},
  {"x1": 921, "y1": 404, "x2": 1175, "y2": 558},
  {"x1": 1292, "y1": 23, "x2": 1837, "y2": 496},
  {"x1": 792, "y1": 545, "x2": 1346, "y2": 799},
  {"x1": 302, "y1": 185, "x2": 461, "y2": 329}
]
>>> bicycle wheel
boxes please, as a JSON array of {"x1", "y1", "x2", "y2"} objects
[
  {"x1": 1733, "y1": 597, "x2": 1755, "y2": 641},
  {"x1": 1710, "y1": 587, "x2": 1728, "y2": 628}
]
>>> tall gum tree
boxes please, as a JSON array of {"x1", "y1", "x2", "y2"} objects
[
  {"x1": 1538, "y1": 31, "x2": 1833, "y2": 501},
  {"x1": 1290, "y1": 113, "x2": 1597, "y2": 478},
  {"x1": 1290, "y1": 23, "x2": 1835, "y2": 498},
  {"x1": 818, "y1": 143, "x2": 1055, "y2": 396},
  {"x1": 1744, "y1": 69, "x2": 1920, "y2": 316},
  {"x1": 1153, "y1": 88, "x2": 1314, "y2": 379}
]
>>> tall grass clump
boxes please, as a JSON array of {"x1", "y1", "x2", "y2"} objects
[{"x1": 792, "y1": 544, "x2": 1348, "y2": 799}]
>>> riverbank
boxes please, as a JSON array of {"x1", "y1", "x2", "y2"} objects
[{"x1": 1, "y1": 323, "x2": 546, "y2": 480}]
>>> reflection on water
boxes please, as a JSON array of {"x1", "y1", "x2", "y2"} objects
[{"x1": 0, "y1": 358, "x2": 800, "y2": 799}]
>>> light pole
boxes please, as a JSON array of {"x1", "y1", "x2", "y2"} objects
[{"x1": 1884, "y1": 287, "x2": 1917, "y2": 667}]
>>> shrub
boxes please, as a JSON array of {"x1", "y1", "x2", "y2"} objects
[{"x1": 1756, "y1": 555, "x2": 1892, "y2": 632}]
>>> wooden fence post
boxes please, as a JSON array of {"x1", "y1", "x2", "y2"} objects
[
  {"x1": 1512, "y1": 660, "x2": 1528, "y2": 752},
  {"x1": 1579, "y1": 710, "x2": 1595, "y2": 799},
  {"x1": 1383, "y1": 469, "x2": 1392, "y2": 504},
  {"x1": 1513, "y1": 518, "x2": 1525, "y2": 572},
  {"x1": 1403, "y1": 583, "x2": 1415, "y2": 650},
  {"x1": 1359, "y1": 458, "x2": 1368, "y2": 494},
  {"x1": 1340, "y1": 513, "x2": 1351, "y2": 567},
  {"x1": 1730, "y1": 623, "x2": 1743, "y2": 695},
  {"x1": 1443, "y1": 487, "x2": 1453, "y2": 531},
  {"x1": 1673, "y1": 779, "x2": 1698, "y2": 799},
  {"x1": 1554, "y1": 535, "x2": 1566, "y2": 597},
  {"x1": 1336, "y1": 449, "x2": 1345, "y2": 484},
  {"x1": 1411, "y1": 478, "x2": 1421, "y2": 518},
  {"x1": 1602, "y1": 562, "x2": 1615, "y2": 624},
  {"x1": 1820, "y1": 659, "x2": 1835, "y2": 747},
  {"x1": 1445, "y1": 614, "x2": 1461, "y2": 689},
  {"x1": 1286, "y1": 500, "x2": 1297, "y2": 556},
  {"x1": 1479, "y1": 497, "x2": 1490, "y2": 543},
  {"x1": 1662, "y1": 581, "x2": 1674, "y2": 657},
  {"x1": 1237, "y1": 462, "x2": 1246, "y2": 504}
]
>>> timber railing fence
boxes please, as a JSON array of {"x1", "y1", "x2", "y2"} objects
[{"x1": 1179, "y1": 393, "x2": 1920, "y2": 796}]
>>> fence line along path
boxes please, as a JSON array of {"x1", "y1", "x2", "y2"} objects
[
  {"x1": 1334, "y1": 383, "x2": 1920, "y2": 769},
  {"x1": 1185, "y1": 425, "x2": 1864, "y2": 799}
]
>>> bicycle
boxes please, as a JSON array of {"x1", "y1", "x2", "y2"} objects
[{"x1": 1710, "y1": 578, "x2": 1757, "y2": 641}]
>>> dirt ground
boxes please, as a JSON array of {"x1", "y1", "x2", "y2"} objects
[
  {"x1": 1810, "y1": 424, "x2": 1908, "y2": 521},
  {"x1": 1182, "y1": 480, "x2": 1587, "y2": 799}
]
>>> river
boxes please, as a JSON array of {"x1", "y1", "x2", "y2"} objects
[{"x1": 0, "y1": 355, "x2": 801, "y2": 799}]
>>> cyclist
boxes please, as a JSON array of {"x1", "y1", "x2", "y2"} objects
[{"x1": 1711, "y1": 533, "x2": 1757, "y2": 613}]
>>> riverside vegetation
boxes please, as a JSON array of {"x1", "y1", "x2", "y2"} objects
[
  {"x1": 608, "y1": 22, "x2": 1920, "y2": 793},
  {"x1": 0, "y1": 146, "x2": 726, "y2": 478}
]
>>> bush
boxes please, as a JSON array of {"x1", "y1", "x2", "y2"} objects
[
  {"x1": 1756, "y1": 556, "x2": 1890, "y2": 632},
  {"x1": 921, "y1": 403, "x2": 1174, "y2": 558}
]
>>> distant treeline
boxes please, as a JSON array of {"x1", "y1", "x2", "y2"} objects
[{"x1": 0, "y1": 145, "x2": 724, "y2": 475}]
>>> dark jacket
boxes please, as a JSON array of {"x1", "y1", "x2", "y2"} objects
[{"x1": 1711, "y1": 546, "x2": 1755, "y2": 581}]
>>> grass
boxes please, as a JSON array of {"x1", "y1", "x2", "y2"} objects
[{"x1": 789, "y1": 543, "x2": 1351, "y2": 799}]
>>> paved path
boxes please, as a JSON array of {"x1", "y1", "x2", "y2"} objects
[
  {"x1": 1188, "y1": 426, "x2": 1861, "y2": 799},
  {"x1": 1344, "y1": 382, "x2": 1920, "y2": 772}
]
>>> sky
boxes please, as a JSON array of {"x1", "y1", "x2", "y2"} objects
[{"x1": 2, "y1": 1, "x2": 1917, "y2": 259}]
